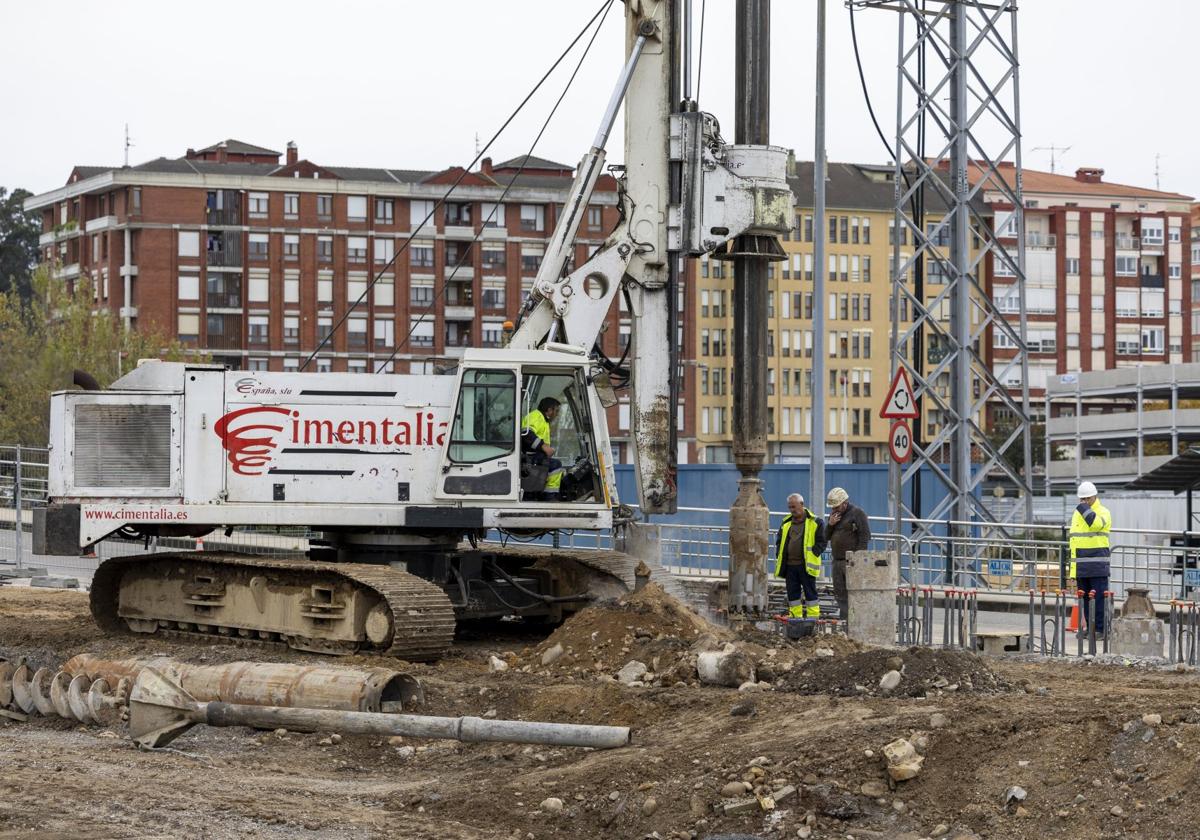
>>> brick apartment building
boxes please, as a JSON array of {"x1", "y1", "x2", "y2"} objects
[
  {"x1": 25, "y1": 139, "x2": 696, "y2": 462},
  {"x1": 968, "y1": 163, "x2": 1194, "y2": 424}
]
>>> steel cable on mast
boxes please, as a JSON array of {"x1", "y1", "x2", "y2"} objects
[
  {"x1": 299, "y1": 0, "x2": 614, "y2": 371},
  {"x1": 375, "y1": 0, "x2": 615, "y2": 372}
]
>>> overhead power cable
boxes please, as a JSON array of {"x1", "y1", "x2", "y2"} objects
[
  {"x1": 375, "y1": 0, "x2": 615, "y2": 372},
  {"x1": 299, "y1": 0, "x2": 615, "y2": 372}
]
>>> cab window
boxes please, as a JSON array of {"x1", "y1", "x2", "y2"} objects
[{"x1": 448, "y1": 369, "x2": 515, "y2": 463}]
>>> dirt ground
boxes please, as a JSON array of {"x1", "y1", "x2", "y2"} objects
[{"x1": 3, "y1": 585, "x2": 1200, "y2": 840}]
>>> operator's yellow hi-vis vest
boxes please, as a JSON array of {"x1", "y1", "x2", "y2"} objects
[
  {"x1": 522, "y1": 409, "x2": 562, "y2": 491},
  {"x1": 1068, "y1": 499, "x2": 1111, "y2": 578},
  {"x1": 775, "y1": 514, "x2": 822, "y2": 618}
]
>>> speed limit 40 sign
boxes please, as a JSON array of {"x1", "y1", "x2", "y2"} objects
[{"x1": 889, "y1": 421, "x2": 913, "y2": 463}]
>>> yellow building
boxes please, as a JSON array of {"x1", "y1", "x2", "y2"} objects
[{"x1": 692, "y1": 159, "x2": 970, "y2": 464}]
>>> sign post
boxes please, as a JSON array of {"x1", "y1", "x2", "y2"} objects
[
  {"x1": 881, "y1": 368, "x2": 920, "y2": 581},
  {"x1": 889, "y1": 421, "x2": 912, "y2": 463}
]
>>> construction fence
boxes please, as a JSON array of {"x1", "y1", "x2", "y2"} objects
[{"x1": 3, "y1": 444, "x2": 1200, "y2": 605}]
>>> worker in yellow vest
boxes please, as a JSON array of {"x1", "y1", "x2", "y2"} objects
[
  {"x1": 521, "y1": 398, "x2": 564, "y2": 498},
  {"x1": 1068, "y1": 481, "x2": 1112, "y2": 634},
  {"x1": 774, "y1": 493, "x2": 827, "y2": 619}
]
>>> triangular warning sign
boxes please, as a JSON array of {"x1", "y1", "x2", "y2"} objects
[{"x1": 880, "y1": 367, "x2": 919, "y2": 419}]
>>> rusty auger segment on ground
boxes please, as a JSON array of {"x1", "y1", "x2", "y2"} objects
[{"x1": 1, "y1": 657, "x2": 129, "y2": 725}]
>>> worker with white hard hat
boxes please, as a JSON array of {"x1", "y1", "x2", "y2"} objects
[
  {"x1": 1068, "y1": 481, "x2": 1112, "y2": 634},
  {"x1": 825, "y1": 486, "x2": 871, "y2": 624}
]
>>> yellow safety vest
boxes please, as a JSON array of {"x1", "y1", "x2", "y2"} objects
[
  {"x1": 522, "y1": 409, "x2": 551, "y2": 449},
  {"x1": 775, "y1": 514, "x2": 822, "y2": 578},
  {"x1": 1068, "y1": 499, "x2": 1111, "y2": 578}
]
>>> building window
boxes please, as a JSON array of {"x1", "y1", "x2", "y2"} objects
[
  {"x1": 317, "y1": 236, "x2": 333, "y2": 262},
  {"x1": 410, "y1": 284, "x2": 434, "y2": 308},
  {"x1": 317, "y1": 194, "x2": 333, "y2": 220},
  {"x1": 284, "y1": 193, "x2": 299, "y2": 219},
  {"x1": 482, "y1": 245, "x2": 506, "y2": 271},
  {"x1": 248, "y1": 233, "x2": 269, "y2": 260},
  {"x1": 862, "y1": 218, "x2": 871, "y2": 244},
  {"x1": 375, "y1": 238, "x2": 394, "y2": 264},
  {"x1": 482, "y1": 282, "x2": 505, "y2": 309},
  {"x1": 587, "y1": 206, "x2": 603, "y2": 229},
  {"x1": 521, "y1": 244, "x2": 544, "y2": 274},
  {"x1": 179, "y1": 273, "x2": 199, "y2": 300},
  {"x1": 347, "y1": 236, "x2": 367, "y2": 263},
  {"x1": 249, "y1": 358, "x2": 268, "y2": 372},
  {"x1": 1115, "y1": 256, "x2": 1138, "y2": 276},
  {"x1": 520, "y1": 204, "x2": 545, "y2": 232},
  {"x1": 347, "y1": 196, "x2": 367, "y2": 222},
  {"x1": 445, "y1": 202, "x2": 472, "y2": 226},
  {"x1": 411, "y1": 241, "x2": 434, "y2": 269},
  {"x1": 177, "y1": 313, "x2": 199, "y2": 342},
  {"x1": 283, "y1": 316, "x2": 299, "y2": 345},
  {"x1": 248, "y1": 316, "x2": 269, "y2": 345},
  {"x1": 348, "y1": 317, "x2": 367, "y2": 349},
  {"x1": 829, "y1": 216, "x2": 837, "y2": 244},
  {"x1": 803, "y1": 215, "x2": 813, "y2": 242},
  {"x1": 178, "y1": 231, "x2": 199, "y2": 258},
  {"x1": 283, "y1": 234, "x2": 299, "y2": 261},
  {"x1": 130, "y1": 188, "x2": 142, "y2": 215},
  {"x1": 482, "y1": 202, "x2": 505, "y2": 227},
  {"x1": 1169, "y1": 263, "x2": 1182, "y2": 280},
  {"x1": 1066, "y1": 258, "x2": 1079, "y2": 276},
  {"x1": 375, "y1": 199, "x2": 394, "y2": 224},
  {"x1": 409, "y1": 318, "x2": 434, "y2": 347},
  {"x1": 1142, "y1": 327, "x2": 1164, "y2": 355},
  {"x1": 410, "y1": 199, "x2": 435, "y2": 226},
  {"x1": 248, "y1": 193, "x2": 269, "y2": 218}
]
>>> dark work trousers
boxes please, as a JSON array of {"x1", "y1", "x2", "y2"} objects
[
  {"x1": 1076, "y1": 573, "x2": 1110, "y2": 634},
  {"x1": 784, "y1": 564, "x2": 818, "y2": 616},
  {"x1": 832, "y1": 556, "x2": 849, "y2": 622}
]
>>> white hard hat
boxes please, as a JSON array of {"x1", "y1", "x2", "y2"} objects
[
  {"x1": 1077, "y1": 481, "x2": 1098, "y2": 499},
  {"x1": 827, "y1": 487, "x2": 849, "y2": 507}
]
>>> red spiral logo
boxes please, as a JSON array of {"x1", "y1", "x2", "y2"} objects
[{"x1": 214, "y1": 405, "x2": 292, "y2": 475}]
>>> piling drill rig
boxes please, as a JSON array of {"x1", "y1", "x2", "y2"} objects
[{"x1": 35, "y1": 0, "x2": 791, "y2": 659}]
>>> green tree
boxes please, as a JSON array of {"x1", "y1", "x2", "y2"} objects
[
  {"x1": 0, "y1": 187, "x2": 39, "y2": 304},
  {"x1": 0, "y1": 265, "x2": 198, "y2": 445},
  {"x1": 988, "y1": 419, "x2": 1049, "y2": 478}
]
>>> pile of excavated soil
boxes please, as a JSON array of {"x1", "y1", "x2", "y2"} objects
[
  {"x1": 527, "y1": 583, "x2": 731, "y2": 678},
  {"x1": 779, "y1": 645, "x2": 1009, "y2": 697}
]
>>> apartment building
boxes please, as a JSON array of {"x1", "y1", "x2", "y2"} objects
[
  {"x1": 966, "y1": 163, "x2": 1194, "y2": 427},
  {"x1": 691, "y1": 159, "x2": 976, "y2": 465},
  {"x1": 24, "y1": 139, "x2": 696, "y2": 462}
]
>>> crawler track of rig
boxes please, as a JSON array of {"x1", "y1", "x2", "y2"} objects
[{"x1": 89, "y1": 552, "x2": 458, "y2": 661}]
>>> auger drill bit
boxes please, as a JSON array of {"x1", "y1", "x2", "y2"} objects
[
  {"x1": 30, "y1": 668, "x2": 56, "y2": 716},
  {"x1": 11, "y1": 662, "x2": 36, "y2": 715}
]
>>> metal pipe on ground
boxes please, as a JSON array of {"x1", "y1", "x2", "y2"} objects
[
  {"x1": 1088, "y1": 590, "x2": 1097, "y2": 656},
  {"x1": 130, "y1": 667, "x2": 631, "y2": 751},
  {"x1": 61, "y1": 655, "x2": 423, "y2": 713}
]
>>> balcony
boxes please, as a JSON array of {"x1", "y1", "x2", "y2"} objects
[
  {"x1": 1140, "y1": 273, "x2": 1164, "y2": 288},
  {"x1": 206, "y1": 282, "x2": 243, "y2": 309},
  {"x1": 206, "y1": 207, "x2": 241, "y2": 226},
  {"x1": 1114, "y1": 234, "x2": 1140, "y2": 250},
  {"x1": 1026, "y1": 232, "x2": 1056, "y2": 249},
  {"x1": 85, "y1": 215, "x2": 117, "y2": 233}
]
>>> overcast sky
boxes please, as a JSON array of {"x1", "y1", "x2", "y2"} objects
[{"x1": 3, "y1": 1, "x2": 1196, "y2": 200}]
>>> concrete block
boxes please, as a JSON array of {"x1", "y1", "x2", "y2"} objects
[
  {"x1": 30, "y1": 576, "x2": 80, "y2": 589},
  {"x1": 1109, "y1": 616, "x2": 1164, "y2": 658},
  {"x1": 0, "y1": 564, "x2": 49, "y2": 579},
  {"x1": 974, "y1": 631, "x2": 1028, "y2": 655},
  {"x1": 845, "y1": 550, "x2": 898, "y2": 646}
]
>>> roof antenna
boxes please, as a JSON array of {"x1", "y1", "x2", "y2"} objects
[
  {"x1": 124, "y1": 123, "x2": 135, "y2": 168},
  {"x1": 474, "y1": 132, "x2": 481, "y2": 156},
  {"x1": 1031, "y1": 143, "x2": 1070, "y2": 174},
  {"x1": 1155, "y1": 152, "x2": 1164, "y2": 191}
]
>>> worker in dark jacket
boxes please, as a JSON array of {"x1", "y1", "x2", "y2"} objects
[
  {"x1": 825, "y1": 486, "x2": 871, "y2": 623},
  {"x1": 774, "y1": 493, "x2": 827, "y2": 619}
]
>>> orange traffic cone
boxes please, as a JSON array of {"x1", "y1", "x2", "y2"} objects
[{"x1": 1067, "y1": 604, "x2": 1079, "y2": 632}]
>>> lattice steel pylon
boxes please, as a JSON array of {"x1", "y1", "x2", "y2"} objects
[{"x1": 855, "y1": 0, "x2": 1033, "y2": 578}]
